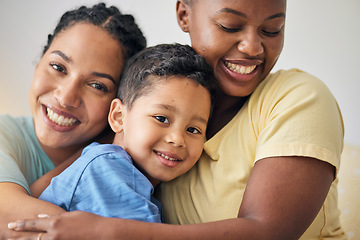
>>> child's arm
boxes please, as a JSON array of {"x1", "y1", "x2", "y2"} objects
[{"x1": 30, "y1": 149, "x2": 81, "y2": 198}]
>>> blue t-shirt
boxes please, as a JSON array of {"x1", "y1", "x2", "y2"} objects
[{"x1": 39, "y1": 142, "x2": 161, "y2": 222}]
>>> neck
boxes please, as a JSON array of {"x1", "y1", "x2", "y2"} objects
[
  {"x1": 206, "y1": 93, "x2": 249, "y2": 139},
  {"x1": 147, "y1": 177, "x2": 161, "y2": 188},
  {"x1": 41, "y1": 128, "x2": 114, "y2": 167},
  {"x1": 40, "y1": 143, "x2": 85, "y2": 167}
]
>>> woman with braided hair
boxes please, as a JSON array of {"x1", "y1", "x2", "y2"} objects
[{"x1": 0, "y1": 2, "x2": 146, "y2": 238}]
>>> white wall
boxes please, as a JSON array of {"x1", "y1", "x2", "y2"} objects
[{"x1": 1, "y1": 0, "x2": 359, "y2": 146}]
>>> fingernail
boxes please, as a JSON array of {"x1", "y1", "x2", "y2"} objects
[
  {"x1": 7, "y1": 222, "x2": 17, "y2": 229},
  {"x1": 38, "y1": 214, "x2": 50, "y2": 218},
  {"x1": 11, "y1": 221, "x2": 25, "y2": 230}
]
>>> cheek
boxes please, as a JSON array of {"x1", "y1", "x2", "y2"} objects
[
  {"x1": 29, "y1": 72, "x2": 48, "y2": 105},
  {"x1": 191, "y1": 41, "x2": 219, "y2": 74},
  {"x1": 30, "y1": 71, "x2": 44, "y2": 94},
  {"x1": 31, "y1": 64, "x2": 57, "y2": 94},
  {"x1": 87, "y1": 98, "x2": 113, "y2": 125},
  {"x1": 189, "y1": 140, "x2": 204, "y2": 161},
  {"x1": 123, "y1": 114, "x2": 151, "y2": 145},
  {"x1": 267, "y1": 37, "x2": 284, "y2": 63},
  {"x1": 191, "y1": 32, "x2": 231, "y2": 73},
  {"x1": 28, "y1": 81, "x2": 37, "y2": 105},
  {"x1": 190, "y1": 25, "x2": 217, "y2": 55}
]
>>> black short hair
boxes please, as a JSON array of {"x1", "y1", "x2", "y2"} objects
[
  {"x1": 42, "y1": 2, "x2": 146, "y2": 60},
  {"x1": 118, "y1": 43, "x2": 217, "y2": 109}
]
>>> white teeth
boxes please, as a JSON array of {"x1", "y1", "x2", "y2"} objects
[
  {"x1": 156, "y1": 151, "x2": 180, "y2": 161},
  {"x1": 46, "y1": 108, "x2": 77, "y2": 126},
  {"x1": 225, "y1": 61, "x2": 256, "y2": 74}
]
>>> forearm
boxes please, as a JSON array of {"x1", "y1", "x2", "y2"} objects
[
  {"x1": 0, "y1": 182, "x2": 65, "y2": 221},
  {"x1": 7, "y1": 212, "x2": 288, "y2": 240},
  {"x1": 104, "y1": 157, "x2": 333, "y2": 240},
  {"x1": 101, "y1": 217, "x2": 271, "y2": 240},
  {"x1": 7, "y1": 157, "x2": 334, "y2": 240},
  {"x1": 30, "y1": 156, "x2": 77, "y2": 198}
]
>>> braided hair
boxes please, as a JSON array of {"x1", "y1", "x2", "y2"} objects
[{"x1": 42, "y1": 2, "x2": 146, "y2": 60}]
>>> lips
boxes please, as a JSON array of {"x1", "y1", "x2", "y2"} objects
[
  {"x1": 154, "y1": 150, "x2": 181, "y2": 162},
  {"x1": 154, "y1": 150, "x2": 183, "y2": 168}
]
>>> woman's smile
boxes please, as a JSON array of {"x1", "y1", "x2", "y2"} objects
[
  {"x1": 45, "y1": 106, "x2": 80, "y2": 127},
  {"x1": 224, "y1": 61, "x2": 257, "y2": 75}
]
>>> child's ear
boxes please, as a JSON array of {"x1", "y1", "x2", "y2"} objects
[
  {"x1": 176, "y1": 0, "x2": 190, "y2": 32},
  {"x1": 108, "y1": 98, "x2": 125, "y2": 133}
]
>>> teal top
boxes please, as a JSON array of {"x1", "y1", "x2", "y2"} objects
[{"x1": 0, "y1": 115, "x2": 54, "y2": 194}]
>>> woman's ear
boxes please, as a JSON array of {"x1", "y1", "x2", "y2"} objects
[
  {"x1": 176, "y1": 0, "x2": 190, "y2": 32},
  {"x1": 108, "y1": 98, "x2": 125, "y2": 133}
]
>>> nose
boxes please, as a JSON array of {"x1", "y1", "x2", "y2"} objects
[
  {"x1": 53, "y1": 79, "x2": 81, "y2": 108},
  {"x1": 237, "y1": 29, "x2": 264, "y2": 57},
  {"x1": 166, "y1": 130, "x2": 185, "y2": 148}
]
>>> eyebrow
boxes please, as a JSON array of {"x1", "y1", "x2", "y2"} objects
[
  {"x1": 156, "y1": 104, "x2": 208, "y2": 125},
  {"x1": 51, "y1": 50, "x2": 72, "y2": 63},
  {"x1": 192, "y1": 115, "x2": 208, "y2": 125},
  {"x1": 92, "y1": 72, "x2": 116, "y2": 85},
  {"x1": 216, "y1": 8, "x2": 247, "y2": 18},
  {"x1": 216, "y1": 8, "x2": 285, "y2": 21},
  {"x1": 51, "y1": 50, "x2": 116, "y2": 84},
  {"x1": 265, "y1": 12, "x2": 286, "y2": 21}
]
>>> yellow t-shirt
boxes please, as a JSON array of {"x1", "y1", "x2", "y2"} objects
[{"x1": 158, "y1": 69, "x2": 346, "y2": 239}]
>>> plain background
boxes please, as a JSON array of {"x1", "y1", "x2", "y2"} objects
[{"x1": 0, "y1": 0, "x2": 359, "y2": 146}]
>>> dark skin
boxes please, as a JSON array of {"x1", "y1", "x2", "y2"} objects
[
  {"x1": 8, "y1": 157, "x2": 334, "y2": 240},
  {"x1": 8, "y1": 0, "x2": 336, "y2": 239}
]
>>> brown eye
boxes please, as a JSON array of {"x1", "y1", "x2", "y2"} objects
[
  {"x1": 89, "y1": 82, "x2": 108, "y2": 93},
  {"x1": 50, "y1": 63, "x2": 66, "y2": 74},
  {"x1": 187, "y1": 127, "x2": 201, "y2": 134},
  {"x1": 155, "y1": 116, "x2": 169, "y2": 124}
]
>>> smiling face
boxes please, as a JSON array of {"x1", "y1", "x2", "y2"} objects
[
  {"x1": 177, "y1": 0, "x2": 286, "y2": 97},
  {"x1": 109, "y1": 76, "x2": 211, "y2": 186},
  {"x1": 29, "y1": 23, "x2": 124, "y2": 162}
]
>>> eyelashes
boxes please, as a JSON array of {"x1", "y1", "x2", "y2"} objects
[
  {"x1": 217, "y1": 23, "x2": 282, "y2": 36},
  {"x1": 218, "y1": 24, "x2": 242, "y2": 33},
  {"x1": 49, "y1": 62, "x2": 109, "y2": 93},
  {"x1": 50, "y1": 62, "x2": 66, "y2": 74},
  {"x1": 154, "y1": 116, "x2": 202, "y2": 135},
  {"x1": 155, "y1": 115, "x2": 169, "y2": 124}
]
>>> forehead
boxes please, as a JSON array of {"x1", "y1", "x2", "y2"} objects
[
  {"x1": 194, "y1": 0, "x2": 286, "y2": 16},
  {"x1": 146, "y1": 75, "x2": 199, "y2": 93},
  {"x1": 48, "y1": 23, "x2": 124, "y2": 82},
  {"x1": 142, "y1": 75, "x2": 210, "y2": 102},
  {"x1": 50, "y1": 23, "x2": 122, "y2": 53},
  {"x1": 135, "y1": 76, "x2": 211, "y2": 119}
]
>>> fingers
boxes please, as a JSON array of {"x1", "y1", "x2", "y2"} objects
[
  {"x1": 7, "y1": 211, "x2": 98, "y2": 240},
  {"x1": 6, "y1": 231, "x2": 47, "y2": 240},
  {"x1": 8, "y1": 214, "x2": 50, "y2": 232}
]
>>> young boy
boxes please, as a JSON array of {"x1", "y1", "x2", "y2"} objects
[{"x1": 38, "y1": 43, "x2": 217, "y2": 222}]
